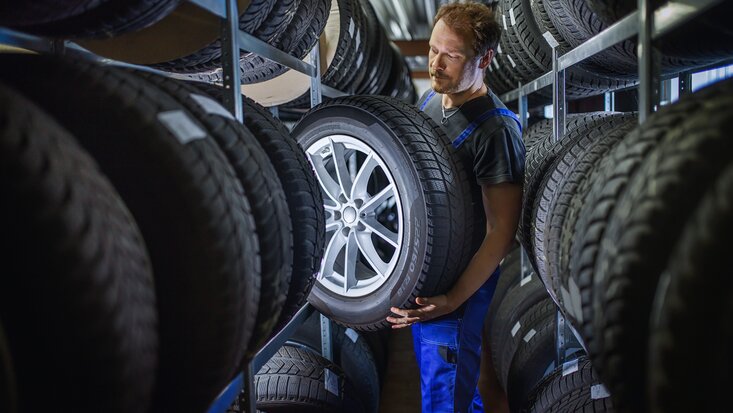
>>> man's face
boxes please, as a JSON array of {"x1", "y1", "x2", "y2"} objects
[{"x1": 428, "y1": 19, "x2": 481, "y2": 94}]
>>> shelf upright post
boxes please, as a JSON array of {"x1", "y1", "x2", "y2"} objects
[
  {"x1": 220, "y1": 0, "x2": 243, "y2": 122},
  {"x1": 638, "y1": 0, "x2": 657, "y2": 124},
  {"x1": 679, "y1": 71, "x2": 693, "y2": 96},
  {"x1": 310, "y1": 40, "x2": 323, "y2": 108},
  {"x1": 517, "y1": 82, "x2": 531, "y2": 284},
  {"x1": 548, "y1": 34, "x2": 564, "y2": 143}
]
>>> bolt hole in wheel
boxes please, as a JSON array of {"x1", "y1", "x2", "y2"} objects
[{"x1": 306, "y1": 135, "x2": 403, "y2": 297}]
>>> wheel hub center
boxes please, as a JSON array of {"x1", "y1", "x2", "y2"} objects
[{"x1": 343, "y1": 206, "x2": 357, "y2": 224}]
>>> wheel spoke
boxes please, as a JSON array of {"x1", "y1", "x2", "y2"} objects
[
  {"x1": 350, "y1": 153, "x2": 379, "y2": 201},
  {"x1": 307, "y1": 151, "x2": 342, "y2": 204},
  {"x1": 330, "y1": 140, "x2": 353, "y2": 200},
  {"x1": 361, "y1": 184, "x2": 395, "y2": 215},
  {"x1": 344, "y1": 231, "x2": 359, "y2": 293},
  {"x1": 361, "y1": 216, "x2": 399, "y2": 247},
  {"x1": 356, "y1": 231, "x2": 389, "y2": 278},
  {"x1": 319, "y1": 230, "x2": 346, "y2": 280}
]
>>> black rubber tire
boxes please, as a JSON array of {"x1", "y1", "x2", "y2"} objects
[
  {"x1": 648, "y1": 163, "x2": 733, "y2": 413},
  {"x1": 239, "y1": 0, "x2": 332, "y2": 84},
  {"x1": 486, "y1": 243, "x2": 523, "y2": 326},
  {"x1": 150, "y1": 0, "x2": 284, "y2": 73},
  {"x1": 3, "y1": 0, "x2": 181, "y2": 39},
  {"x1": 496, "y1": 298, "x2": 555, "y2": 391},
  {"x1": 544, "y1": 114, "x2": 636, "y2": 325},
  {"x1": 506, "y1": 303, "x2": 556, "y2": 412},
  {"x1": 0, "y1": 82, "x2": 158, "y2": 413},
  {"x1": 192, "y1": 82, "x2": 326, "y2": 332},
  {"x1": 533, "y1": 114, "x2": 636, "y2": 303},
  {"x1": 519, "y1": 113, "x2": 604, "y2": 272},
  {"x1": 290, "y1": 313, "x2": 381, "y2": 413},
  {"x1": 522, "y1": 356, "x2": 614, "y2": 412},
  {"x1": 590, "y1": 79, "x2": 733, "y2": 411},
  {"x1": 360, "y1": 329, "x2": 390, "y2": 384},
  {"x1": 133, "y1": 73, "x2": 292, "y2": 359},
  {"x1": 283, "y1": 0, "x2": 368, "y2": 109},
  {"x1": 0, "y1": 322, "x2": 16, "y2": 413},
  {"x1": 0, "y1": 0, "x2": 107, "y2": 26},
  {"x1": 490, "y1": 273, "x2": 549, "y2": 386},
  {"x1": 491, "y1": 0, "x2": 635, "y2": 99},
  {"x1": 254, "y1": 345, "x2": 365, "y2": 413},
  {"x1": 292, "y1": 95, "x2": 474, "y2": 331},
  {"x1": 566, "y1": 84, "x2": 717, "y2": 385},
  {"x1": 356, "y1": 0, "x2": 390, "y2": 95},
  {"x1": 0, "y1": 54, "x2": 260, "y2": 413}
]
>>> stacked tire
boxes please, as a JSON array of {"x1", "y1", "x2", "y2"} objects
[
  {"x1": 486, "y1": 0, "x2": 733, "y2": 101},
  {"x1": 516, "y1": 73, "x2": 733, "y2": 411},
  {"x1": 0, "y1": 54, "x2": 325, "y2": 413}
]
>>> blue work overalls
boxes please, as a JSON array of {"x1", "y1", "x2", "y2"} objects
[{"x1": 413, "y1": 90, "x2": 521, "y2": 413}]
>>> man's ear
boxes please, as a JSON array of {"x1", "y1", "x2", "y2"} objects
[{"x1": 479, "y1": 49, "x2": 494, "y2": 70}]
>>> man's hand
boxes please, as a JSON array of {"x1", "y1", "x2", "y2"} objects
[{"x1": 386, "y1": 295, "x2": 457, "y2": 329}]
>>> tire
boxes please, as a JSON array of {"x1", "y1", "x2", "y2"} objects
[
  {"x1": 496, "y1": 298, "x2": 555, "y2": 391},
  {"x1": 292, "y1": 95, "x2": 474, "y2": 330},
  {"x1": 290, "y1": 313, "x2": 381, "y2": 413},
  {"x1": 150, "y1": 0, "x2": 285, "y2": 73},
  {"x1": 492, "y1": 0, "x2": 635, "y2": 99},
  {"x1": 253, "y1": 345, "x2": 365, "y2": 413},
  {"x1": 0, "y1": 0, "x2": 107, "y2": 26},
  {"x1": 649, "y1": 163, "x2": 733, "y2": 413},
  {"x1": 519, "y1": 113, "x2": 606, "y2": 273},
  {"x1": 2, "y1": 0, "x2": 181, "y2": 39},
  {"x1": 0, "y1": 82, "x2": 158, "y2": 413},
  {"x1": 590, "y1": 78, "x2": 733, "y2": 411},
  {"x1": 133, "y1": 73, "x2": 292, "y2": 359},
  {"x1": 545, "y1": 114, "x2": 636, "y2": 325},
  {"x1": 522, "y1": 357, "x2": 614, "y2": 412},
  {"x1": 192, "y1": 83, "x2": 326, "y2": 330},
  {"x1": 356, "y1": 0, "x2": 390, "y2": 95},
  {"x1": 490, "y1": 274, "x2": 549, "y2": 387},
  {"x1": 533, "y1": 114, "x2": 636, "y2": 304},
  {"x1": 0, "y1": 54, "x2": 260, "y2": 413},
  {"x1": 360, "y1": 329, "x2": 390, "y2": 384},
  {"x1": 0, "y1": 322, "x2": 16, "y2": 413},
  {"x1": 240, "y1": 0, "x2": 332, "y2": 84},
  {"x1": 506, "y1": 303, "x2": 556, "y2": 412},
  {"x1": 282, "y1": 0, "x2": 368, "y2": 108},
  {"x1": 486, "y1": 243, "x2": 523, "y2": 325}
]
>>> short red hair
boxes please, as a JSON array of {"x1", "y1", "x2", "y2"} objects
[{"x1": 434, "y1": 2, "x2": 501, "y2": 56}]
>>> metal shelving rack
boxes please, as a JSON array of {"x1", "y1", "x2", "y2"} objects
[
  {"x1": 0, "y1": 1, "x2": 342, "y2": 412},
  {"x1": 504, "y1": 0, "x2": 726, "y2": 367}
]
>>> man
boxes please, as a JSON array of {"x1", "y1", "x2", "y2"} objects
[{"x1": 386, "y1": 3, "x2": 524, "y2": 412}]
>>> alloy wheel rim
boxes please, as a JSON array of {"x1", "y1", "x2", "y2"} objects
[{"x1": 306, "y1": 134, "x2": 404, "y2": 297}]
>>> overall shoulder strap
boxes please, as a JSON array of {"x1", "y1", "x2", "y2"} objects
[
  {"x1": 452, "y1": 108, "x2": 522, "y2": 149},
  {"x1": 419, "y1": 89, "x2": 437, "y2": 111}
]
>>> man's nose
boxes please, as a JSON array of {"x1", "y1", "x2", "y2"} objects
[{"x1": 430, "y1": 55, "x2": 444, "y2": 71}]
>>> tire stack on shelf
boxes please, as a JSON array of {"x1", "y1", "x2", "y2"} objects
[
  {"x1": 234, "y1": 0, "x2": 417, "y2": 115},
  {"x1": 0, "y1": 53, "x2": 325, "y2": 413},
  {"x1": 486, "y1": 0, "x2": 733, "y2": 105},
  {"x1": 516, "y1": 75, "x2": 733, "y2": 412},
  {"x1": 482, "y1": 245, "x2": 605, "y2": 412}
]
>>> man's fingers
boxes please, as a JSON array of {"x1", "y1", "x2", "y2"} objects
[
  {"x1": 415, "y1": 297, "x2": 430, "y2": 305},
  {"x1": 386, "y1": 316, "x2": 420, "y2": 324}
]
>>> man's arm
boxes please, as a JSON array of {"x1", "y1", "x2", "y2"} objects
[{"x1": 387, "y1": 181, "x2": 522, "y2": 328}]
